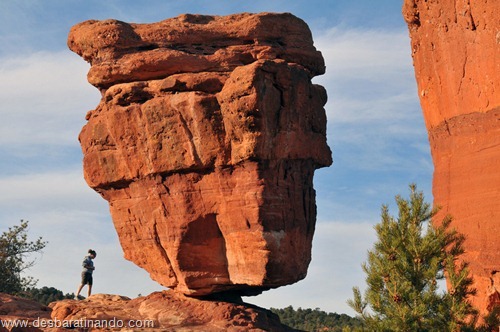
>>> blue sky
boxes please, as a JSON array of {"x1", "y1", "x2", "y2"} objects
[{"x1": 0, "y1": 0, "x2": 433, "y2": 315}]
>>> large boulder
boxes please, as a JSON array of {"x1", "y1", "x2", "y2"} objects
[
  {"x1": 68, "y1": 13, "x2": 331, "y2": 296},
  {"x1": 403, "y1": 0, "x2": 500, "y2": 315}
]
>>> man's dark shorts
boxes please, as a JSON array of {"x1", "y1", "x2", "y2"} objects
[{"x1": 81, "y1": 272, "x2": 93, "y2": 285}]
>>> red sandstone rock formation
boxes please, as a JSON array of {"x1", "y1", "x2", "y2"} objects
[
  {"x1": 50, "y1": 292, "x2": 294, "y2": 331},
  {"x1": 0, "y1": 292, "x2": 294, "y2": 331},
  {"x1": 68, "y1": 13, "x2": 331, "y2": 297},
  {"x1": 0, "y1": 293, "x2": 52, "y2": 332},
  {"x1": 403, "y1": 0, "x2": 500, "y2": 315}
]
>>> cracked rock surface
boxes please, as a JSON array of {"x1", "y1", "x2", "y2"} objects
[
  {"x1": 403, "y1": 0, "x2": 500, "y2": 315},
  {"x1": 69, "y1": 13, "x2": 331, "y2": 297}
]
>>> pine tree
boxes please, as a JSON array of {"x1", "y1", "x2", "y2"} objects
[{"x1": 348, "y1": 184, "x2": 477, "y2": 331}]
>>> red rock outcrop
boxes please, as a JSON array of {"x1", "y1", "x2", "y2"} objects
[
  {"x1": 0, "y1": 292, "x2": 295, "y2": 331},
  {"x1": 50, "y1": 292, "x2": 295, "y2": 331},
  {"x1": 68, "y1": 13, "x2": 331, "y2": 297},
  {"x1": 0, "y1": 293, "x2": 52, "y2": 332},
  {"x1": 403, "y1": 0, "x2": 500, "y2": 315}
]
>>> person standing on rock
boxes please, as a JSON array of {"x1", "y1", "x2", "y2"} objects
[{"x1": 75, "y1": 249, "x2": 96, "y2": 299}]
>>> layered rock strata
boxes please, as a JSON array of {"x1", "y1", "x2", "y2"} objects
[
  {"x1": 68, "y1": 13, "x2": 331, "y2": 296},
  {"x1": 403, "y1": 0, "x2": 500, "y2": 315}
]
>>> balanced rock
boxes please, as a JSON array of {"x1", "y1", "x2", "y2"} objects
[
  {"x1": 403, "y1": 0, "x2": 500, "y2": 315},
  {"x1": 69, "y1": 13, "x2": 331, "y2": 296}
]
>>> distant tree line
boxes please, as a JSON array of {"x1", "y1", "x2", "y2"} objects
[
  {"x1": 270, "y1": 306, "x2": 361, "y2": 331},
  {"x1": 21, "y1": 286, "x2": 75, "y2": 305}
]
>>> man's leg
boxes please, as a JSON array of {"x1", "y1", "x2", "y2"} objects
[
  {"x1": 76, "y1": 284, "x2": 84, "y2": 298},
  {"x1": 87, "y1": 274, "x2": 93, "y2": 297}
]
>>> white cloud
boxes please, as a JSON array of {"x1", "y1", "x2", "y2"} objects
[
  {"x1": 0, "y1": 169, "x2": 97, "y2": 213},
  {"x1": 315, "y1": 27, "x2": 419, "y2": 128},
  {"x1": 314, "y1": 28, "x2": 413, "y2": 86},
  {"x1": 311, "y1": 27, "x2": 431, "y2": 173},
  {"x1": 314, "y1": 27, "x2": 420, "y2": 129},
  {"x1": 0, "y1": 51, "x2": 100, "y2": 147}
]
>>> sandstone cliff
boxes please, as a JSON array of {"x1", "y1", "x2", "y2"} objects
[
  {"x1": 68, "y1": 13, "x2": 331, "y2": 297},
  {"x1": 403, "y1": 0, "x2": 500, "y2": 315}
]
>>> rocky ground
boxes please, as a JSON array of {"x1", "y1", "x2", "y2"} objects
[{"x1": 0, "y1": 291, "x2": 298, "y2": 331}]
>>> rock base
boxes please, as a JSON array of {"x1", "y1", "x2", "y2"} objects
[{"x1": 0, "y1": 292, "x2": 297, "y2": 331}]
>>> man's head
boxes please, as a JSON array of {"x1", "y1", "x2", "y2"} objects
[{"x1": 88, "y1": 249, "x2": 97, "y2": 259}]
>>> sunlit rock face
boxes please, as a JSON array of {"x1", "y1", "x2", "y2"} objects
[
  {"x1": 50, "y1": 292, "x2": 293, "y2": 331},
  {"x1": 403, "y1": 0, "x2": 500, "y2": 315},
  {"x1": 68, "y1": 13, "x2": 331, "y2": 297}
]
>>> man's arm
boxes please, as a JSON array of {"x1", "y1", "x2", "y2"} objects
[{"x1": 83, "y1": 258, "x2": 95, "y2": 270}]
